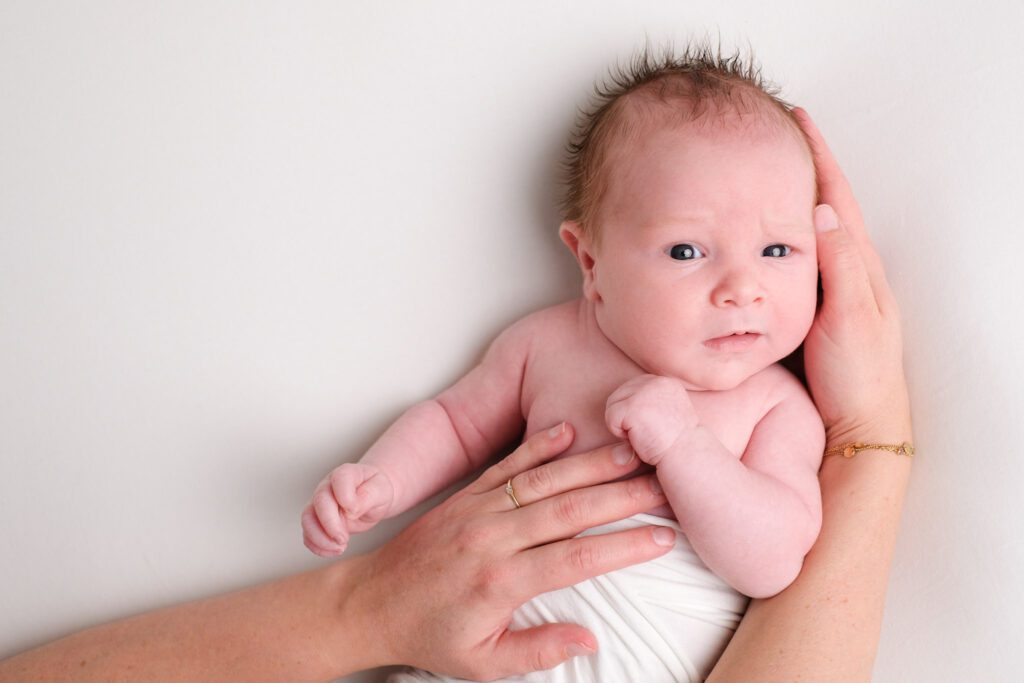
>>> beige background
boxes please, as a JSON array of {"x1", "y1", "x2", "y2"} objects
[{"x1": 2, "y1": 1, "x2": 1022, "y2": 680}]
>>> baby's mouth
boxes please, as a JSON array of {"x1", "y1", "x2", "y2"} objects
[{"x1": 703, "y1": 332, "x2": 762, "y2": 351}]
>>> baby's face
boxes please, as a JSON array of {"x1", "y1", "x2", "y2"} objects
[{"x1": 580, "y1": 119, "x2": 818, "y2": 391}]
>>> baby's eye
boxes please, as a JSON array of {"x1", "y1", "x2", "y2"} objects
[
  {"x1": 668, "y1": 244, "x2": 704, "y2": 260},
  {"x1": 763, "y1": 244, "x2": 791, "y2": 258}
]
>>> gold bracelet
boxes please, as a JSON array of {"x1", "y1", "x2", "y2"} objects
[{"x1": 824, "y1": 442, "x2": 915, "y2": 458}]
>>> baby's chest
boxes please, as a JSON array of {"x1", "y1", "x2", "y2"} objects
[{"x1": 521, "y1": 345, "x2": 769, "y2": 460}]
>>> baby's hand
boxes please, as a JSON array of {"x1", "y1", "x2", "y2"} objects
[
  {"x1": 605, "y1": 374, "x2": 700, "y2": 466},
  {"x1": 301, "y1": 462, "x2": 395, "y2": 558}
]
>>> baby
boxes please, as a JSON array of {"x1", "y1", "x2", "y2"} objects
[{"x1": 304, "y1": 45, "x2": 825, "y2": 682}]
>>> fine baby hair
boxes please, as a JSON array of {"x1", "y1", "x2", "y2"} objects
[{"x1": 560, "y1": 38, "x2": 816, "y2": 247}]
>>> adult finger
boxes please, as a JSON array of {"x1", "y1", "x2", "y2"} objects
[
  {"x1": 794, "y1": 107, "x2": 898, "y2": 316},
  {"x1": 792, "y1": 107, "x2": 866, "y2": 232},
  {"x1": 511, "y1": 474, "x2": 667, "y2": 548},
  {"x1": 498, "y1": 442, "x2": 641, "y2": 510},
  {"x1": 487, "y1": 622, "x2": 597, "y2": 680},
  {"x1": 508, "y1": 525, "x2": 676, "y2": 604},
  {"x1": 814, "y1": 204, "x2": 880, "y2": 318},
  {"x1": 469, "y1": 422, "x2": 575, "y2": 494}
]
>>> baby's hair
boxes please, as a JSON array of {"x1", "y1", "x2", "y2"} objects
[{"x1": 559, "y1": 38, "x2": 810, "y2": 245}]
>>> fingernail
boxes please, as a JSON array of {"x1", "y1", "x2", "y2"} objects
[
  {"x1": 814, "y1": 204, "x2": 839, "y2": 232},
  {"x1": 565, "y1": 642, "x2": 596, "y2": 658},
  {"x1": 548, "y1": 422, "x2": 565, "y2": 438},
  {"x1": 652, "y1": 527, "x2": 676, "y2": 547},
  {"x1": 612, "y1": 443, "x2": 635, "y2": 465},
  {"x1": 649, "y1": 476, "x2": 663, "y2": 495}
]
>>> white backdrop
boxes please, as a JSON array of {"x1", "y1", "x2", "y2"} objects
[{"x1": 2, "y1": 2, "x2": 1023, "y2": 681}]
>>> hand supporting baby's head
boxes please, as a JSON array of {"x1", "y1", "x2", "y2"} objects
[{"x1": 559, "y1": 42, "x2": 820, "y2": 392}]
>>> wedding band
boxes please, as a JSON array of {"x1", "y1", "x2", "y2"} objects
[{"x1": 505, "y1": 478, "x2": 522, "y2": 508}]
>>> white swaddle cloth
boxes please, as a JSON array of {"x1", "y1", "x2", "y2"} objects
[{"x1": 386, "y1": 513, "x2": 749, "y2": 683}]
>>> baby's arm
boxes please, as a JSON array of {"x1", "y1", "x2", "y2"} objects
[
  {"x1": 303, "y1": 317, "x2": 532, "y2": 555},
  {"x1": 606, "y1": 372, "x2": 824, "y2": 598}
]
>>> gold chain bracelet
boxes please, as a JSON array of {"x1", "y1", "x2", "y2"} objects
[{"x1": 824, "y1": 442, "x2": 915, "y2": 458}]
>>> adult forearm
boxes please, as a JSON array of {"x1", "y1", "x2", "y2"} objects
[
  {"x1": 656, "y1": 426, "x2": 818, "y2": 598},
  {"x1": 0, "y1": 559, "x2": 374, "y2": 683},
  {"x1": 707, "y1": 417, "x2": 914, "y2": 682}
]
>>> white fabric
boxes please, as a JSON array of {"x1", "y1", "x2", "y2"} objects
[{"x1": 387, "y1": 513, "x2": 749, "y2": 683}]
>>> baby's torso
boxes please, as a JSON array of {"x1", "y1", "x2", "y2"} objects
[{"x1": 519, "y1": 299, "x2": 791, "y2": 518}]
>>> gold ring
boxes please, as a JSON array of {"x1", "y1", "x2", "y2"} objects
[{"x1": 505, "y1": 478, "x2": 522, "y2": 508}]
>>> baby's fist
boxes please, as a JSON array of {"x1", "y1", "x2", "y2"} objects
[
  {"x1": 605, "y1": 374, "x2": 700, "y2": 465},
  {"x1": 301, "y1": 462, "x2": 395, "y2": 558}
]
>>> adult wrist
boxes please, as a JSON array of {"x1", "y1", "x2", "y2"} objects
[
  {"x1": 823, "y1": 404, "x2": 913, "y2": 452},
  {"x1": 325, "y1": 551, "x2": 390, "y2": 676}
]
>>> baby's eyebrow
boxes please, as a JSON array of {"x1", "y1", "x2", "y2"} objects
[
  {"x1": 639, "y1": 216, "x2": 712, "y2": 232},
  {"x1": 642, "y1": 217, "x2": 813, "y2": 235},
  {"x1": 763, "y1": 221, "x2": 815, "y2": 235}
]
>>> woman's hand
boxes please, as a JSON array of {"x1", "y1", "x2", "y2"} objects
[
  {"x1": 707, "y1": 109, "x2": 914, "y2": 683},
  {"x1": 794, "y1": 107, "x2": 912, "y2": 446},
  {"x1": 0, "y1": 423, "x2": 671, "y2": 683},
  {"x1": 336, "y1": 422, "x2": 673, "y2": 681}
]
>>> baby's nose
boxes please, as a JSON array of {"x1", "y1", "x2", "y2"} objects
[{"x1": 710, "y1": 273, "x2": 765, "y2": 307}]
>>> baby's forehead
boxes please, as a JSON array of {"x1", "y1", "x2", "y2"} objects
[{"x1": 609, "y1": 88, "x2": 810, "y2": 162}]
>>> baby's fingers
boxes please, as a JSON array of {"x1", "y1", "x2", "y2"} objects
[
  {"x1": 312, "y1": 482, "x2": 349, "y2": 545},
  {"x1": 348, "y1": 472, "x2": 394, "y2": 523},
  {"x1": 301, "y1": 504, "x2": 346, "y2": 557},
  {"x1": 604, "y1": 397, "x2": 631, "y2": 441}
]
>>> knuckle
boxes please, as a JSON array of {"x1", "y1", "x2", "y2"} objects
[
  {"x1": 312, "y1": 490, "x2": 334, "y2": 509},
  {"x1": 523, "y1": 464, "x2": 554, "y2": 497},
  {"x1": 567, "y1": 542, "x2": 598, "y2": 572},
  {"x1": 473, "y1": 561, "x2": 510, "y2": 601},
  {"x1": 555, "y1": 491, "x2": 590, "y2": 526},
  {"x1": 628, "y1": 476, "x2": 654, "y2": 502},
  {"x1": 454, "y1": 518, "x2": 495, "y2": 553},
  {"x1": 329, "y1": 470, "x2": 350, "y2": 492},
  {"x1": 531, "y1": 647, "x2": 558, "y2": 673},
  {"x1": 493, "y1": 453, "x2": 518, "y2": 479}
]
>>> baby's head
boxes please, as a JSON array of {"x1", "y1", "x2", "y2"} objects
[{"x1": 558, "y1": 42, "x2": 819, "y2": 391}]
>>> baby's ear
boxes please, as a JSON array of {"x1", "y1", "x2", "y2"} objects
[{"x1": 558, "y1": 221, "x2": 601, "y2": 302}]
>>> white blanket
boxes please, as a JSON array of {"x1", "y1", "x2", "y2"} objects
[{"x1": 387, "y1": 513, "x2": 749, "y2": 682}]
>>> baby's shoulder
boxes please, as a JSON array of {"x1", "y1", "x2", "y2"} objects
[
  {"x1": 496, "y1": 298, "x2": 584, "y2": 344},
  {"x1": 483, "y1": 298, "x2": 583, "y2": 361}
]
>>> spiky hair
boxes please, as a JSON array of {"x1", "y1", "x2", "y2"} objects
[{"x1": 558, "y1": 39, "x2": 808, "y2": 244}]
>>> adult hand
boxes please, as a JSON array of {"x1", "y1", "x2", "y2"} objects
[
  {"x1": 337, "y1": 422, "x2": 673, "y2": 681},
  {"x1": 793, "y1": 107, "x2": 912, "y2": 445},
  {"x1": 708, "y1": 109, "x2": 914, "y2": 683}
]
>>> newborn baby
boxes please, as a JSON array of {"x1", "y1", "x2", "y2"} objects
[{"x1": 304, "y1": 48, "x2": 825, "y2": 682}]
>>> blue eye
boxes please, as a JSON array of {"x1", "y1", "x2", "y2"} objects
[
  {"x1": 669, "y1": 244, "x2": 704, "y2": 260},
  {"x1": 763, "y1": 244, "x2": 791, "y2": 258}
]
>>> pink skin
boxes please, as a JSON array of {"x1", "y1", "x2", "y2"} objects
[
  {"x1": 302, "y1": 111, "x2": 826, "y2": 597},
  {"x1": 562, "y1": 116, "x2": 819, "y2": 464},
  {"x1": 565, "y1": 117, "x2": 819, "y2": 394},
  {"x1": 303, "y1": 463, "x2": 394, "y2": 556}
]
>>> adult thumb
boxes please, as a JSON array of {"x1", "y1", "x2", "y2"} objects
[
  {"x1": 814, "y1": 203, "x2": 873, "y2": 315},
  {"x1": 490, "y1": 623, "x2": 597, "y2": 678}
]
